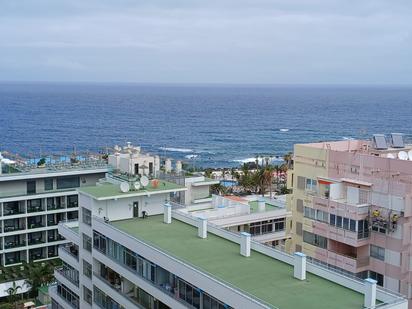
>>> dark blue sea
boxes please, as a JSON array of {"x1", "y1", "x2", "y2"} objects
[{"x1": 1, "y1": 82, "x2": 411, "y2": 167}]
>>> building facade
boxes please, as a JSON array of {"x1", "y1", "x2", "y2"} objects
[
  {"x1": 0, "y1": 153, "x2": 107, "y2": 267},
  {"x1": 288, "y1": 135, "x2": 412, "y2": 306},
  {"x1": 50, "y1": 163, "x2": 406, "y2": 308}
]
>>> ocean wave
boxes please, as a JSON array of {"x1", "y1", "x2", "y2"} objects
[
  {"x1": 341, "y1": 136, "x2": 355, "y2": 140},
  {"x1": 233, "y1": 157, "x2": 284, "y2": 164},
  {"x1": 159, "y1": 147, "x2": 193, "y2": 153},
  {"x1": 279, "y1": 128, "x2": 289, "y2": 132},
  {"x1": 185, "y1": 154, "x2": 199, "y2": 159}
]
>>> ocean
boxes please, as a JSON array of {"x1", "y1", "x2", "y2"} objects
[{"x1": 1, "y1": 82, "x2": 411, "y2": 167}]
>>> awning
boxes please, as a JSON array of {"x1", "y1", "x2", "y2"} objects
[{"x1": 341, "y1": 178, "x2": 372, "y2": 187}]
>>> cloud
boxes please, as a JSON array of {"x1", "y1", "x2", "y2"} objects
[{"x1": 0, "y1": 0, "x2": 411, "y2": 83}]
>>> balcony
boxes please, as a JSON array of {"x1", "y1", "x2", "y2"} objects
[
  {"x1": 55, "y1": 266, "x2": 79, "y2": 288},
  {"x1": 3, "y1": 221, "x2": 26, "y2": 233},
  {"x1": 307, "y1": 220, "x2": 369, "y2": 247},
  {"x1": 4, "y1": 240, "x2": 26, "y2": 250},
  {"x1": 58, "y1": 220, "x2": 79, "y2": 245},
  {"x1": 313, "y1": 196, "x2": 369, "y2": 220},
  {"x1": 28, "y1": 222, "x2": 45, "y2": 229},
  {"x1": 59, "y1": 244, "x2": 79, "y2": 263}
]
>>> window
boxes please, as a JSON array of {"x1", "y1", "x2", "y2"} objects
[
  {"x1": 57, "y1": 176, "x2": 80, "y2": 189},
  {"x1": 349, "y1": 219, "x2": 356, "y2": 232},
  {"x1": 178, "y1": 279, "x2": 201, "y2": 309},
  {"x1": 336, "y1": 216, "x2": 343, "y2": 228},
  {"x1": 303, "y1": 231, "x2": 327, "y2": 249},
  {"x1": 343, "y1": 217, "x2": 349, "y2": 230},
  {"x1": 305, "y1": 178, "x2": 318, "y2": 192},
  {"x1": 83, "y1": 260, "x2": 92, "y2": 279},
  {"x1": 297, "y1": 176, "x2": 306, "y2": 190},
  {"x1": 304, "y1": 207, "x2": 328, "y2": 223},
  {"x1": 67, "y1": 195, "x2": 78, "y2": 208},
  {"x1": 27, "y1": 181, "x2": 36, "y2": 194},
  {"x1": 83, "y1": 286, "x2": 92, "y2": 305},
  {"x1": 358, "y1": 220, "x2": 369, "y2": 239},
  {"x1": 83, "y1": 234, "x2": 92, "y2": 252},
  {"x1": 44, "y1": 178, "x2": 54, "y2": 191},
  {"x1": 296, "y1": 199, "x2": 304, "y2": 213},
  {"x1": 82, "y1": 208, "x2": 92, "y2": 226},
  {"x1": 93, "y1": 231, "x2": 107, "y2": 253},
  {"x1": 369, "y1": 271, "x2": 384, "y2": 286},
  {"x1": 330, "y1": 214, "x2": 336, "y2": 226},
  {"x1": 370, "y1": 245, "x2": 385, "y2": 261}
]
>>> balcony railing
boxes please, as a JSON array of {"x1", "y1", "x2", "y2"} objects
[
  {"x1": 60, "y1": 244, "x2": 79, "y2": 261},
  {"x1": 55, "y1": 266, "x2": 79, "y2": 287},
  {"x1": 28, "y1": 222, "x2": 45, "y2": 229},
  {"x1": 4, "y1": 225, "x2": 25, "y2": 232},
  {"x1": 4, "y1": 241, "x2": 26, "y2": 249}
]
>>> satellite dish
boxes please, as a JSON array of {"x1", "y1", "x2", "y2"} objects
[
  {"x1": 398, "y1": 151, "x2": 408, "y2": 160},
  {"x1": 387, "y1": 153, "x2": 395, "y2": 159},
  {"x1": 140, "y1": 176, "x2": 149, "y2": 187},
  {"x1": 120, "y1": 182, "x2": 130, "y2": 193},
  {"x1": 133, "y1": 182, "x2": 141, "y2": 190},
  {"x1": 408, "y1": 150, "x2": 412, "y2": 161}
]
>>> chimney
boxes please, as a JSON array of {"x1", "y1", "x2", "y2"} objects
[
  {"x1": 364, "y1": 278, "x2": 377, "y2": 308},
  {"x1": 198, "y1": 217, "x2": 207, "y2": 239},
  {"x1": 240, "y1": 232, "x2": 251, "y2": 257},
  {"x1": 164, "y1": 203, "x2": 172, "y2": 224},
  {"x1": 258, "y1": 199, "x2": 266, "y2": 212},
  {"x1": 293, "y1": 252, "x2": 306, "y2": 280}
]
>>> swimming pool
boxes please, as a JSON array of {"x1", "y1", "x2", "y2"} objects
[{"x1": 220, "y1": 180, "x2": 238, "y2": 187}]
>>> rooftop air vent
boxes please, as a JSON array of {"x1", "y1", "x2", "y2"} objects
[{"x1": 372, "y1": 134, "x2": 388, "y2": 150}]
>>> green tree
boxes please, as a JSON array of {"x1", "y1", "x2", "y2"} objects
[
  {"x1": 283, "y1": 152, "x2": 293, "y2": 169},
  {"x1": 25, "y1": 264, "x2": 54, "y2": 298},
  {"x1": 5, "y1": 281, "x2": 22, "y2": 309}
]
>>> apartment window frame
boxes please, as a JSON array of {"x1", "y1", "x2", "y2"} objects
[
  {"x1": 83, "y1": 234, "x2": 92, "y2": 252},
  {"x1": 83, "y1": 286, "x2": 92, "y2": 305},
  {"x1": 83, "y1": 260, "x2": 92, "y2": 279},
  {"x1": 303, "y1": 231, "x2": 327, "y2": 249},
  {"x1": 44, "y1": 178, "x2": 54, "y2": 191},
  {"x1": 370, "y1": 245, "x2": 385, "y2": 261},
  {"x1": 82, "y1": 207, "x2": 92, "y2": 226}
]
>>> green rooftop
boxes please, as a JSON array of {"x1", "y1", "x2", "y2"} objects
[
  {"x1": 111, "y1": 215, "x2": 365, "y2": 309},
  {"x1": 248, "y1": 200, "x2": 280, "y2": 212},
  {"x1": 78, "y1": 180, "x2": 186, "y2": 200}
]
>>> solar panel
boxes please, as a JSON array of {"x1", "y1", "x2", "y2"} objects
[
  {"x1": 373, "y1": 134, "x2": 388, "y2": 150},
  {"x1": 390, "y1": 133, "x2": 404, "y2": 148}
]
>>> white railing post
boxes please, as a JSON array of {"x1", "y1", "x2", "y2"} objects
[
  {"x1": 293, "y1": 252, "x2": 306, "y2": 280},
  {"x1": 164, "y1": 203, "x2": 172, "y2": 224},
  {"x1": 240, "y1": 232, "x2": 251, "y2": 257},
  {"x1": 364, "y1": 278, "x2": 377, "y2": 308},
  {"x1": 198, "y1": 217, "x2": 207, "y2": 239}
]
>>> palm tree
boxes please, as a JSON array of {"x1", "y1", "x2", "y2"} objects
[
  {"x1": 5, "y1": 281, "x2": 22, "y2": 309},
  {"x1": 25, "y1": 264, "x2": 54, "y2": 298},
  {"x1": 283, "y1": 152, "x2": 293, "y2": 169}
]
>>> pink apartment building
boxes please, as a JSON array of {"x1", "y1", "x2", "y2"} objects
[{"x1": 288, "y1": 134, "x2": 412, "y2": 306}]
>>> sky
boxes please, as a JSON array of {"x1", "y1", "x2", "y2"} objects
[{"x1": 0, "y1": 0, "x2": 411, "y2": 84}]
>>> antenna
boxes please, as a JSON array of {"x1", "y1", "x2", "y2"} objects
[
  {"x1": 398, "y1": 151, "x2": 408, "y2": 161},
  {"x1": 140, "y1": 175, "x2": 149, "y2": 187},
  {"x1": 120, "y1": 182, "x2": 130, "y2": 193}
]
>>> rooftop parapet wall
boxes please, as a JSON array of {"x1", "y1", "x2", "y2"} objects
[{"x1": 327, "y1": 150, "x2": 412, "y2": 197}]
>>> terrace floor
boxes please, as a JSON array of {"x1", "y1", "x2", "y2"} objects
[{"x1": 111, "y1": 215, "x2": 365, "y2": 309}]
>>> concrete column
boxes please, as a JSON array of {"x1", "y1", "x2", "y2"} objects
[
  {"x1": 364, "y1": 278, "x2": 377, "y2": 308},
  {"x1": 163, "y1": 203, "x2": 172, "y2": 224},
  {"x1": 293, "y1": 252, "x2": 306, "y2": 280},
  {"x1": 258, "y1": 199, "x2": 266, "y2": 212},
  {"x1": 240, "y1": 232, "x2": 251, "y2": 257},
  {"x1": 198, "y1": 218, "x2": 207, "y2": 239}
]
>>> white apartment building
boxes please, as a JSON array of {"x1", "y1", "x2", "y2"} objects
[{"x1": 0, "y1": 152, "x2": 107, "y2": 267}]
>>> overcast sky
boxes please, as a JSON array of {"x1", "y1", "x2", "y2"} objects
[{"x1": 0, "y1": 0, "x2": 411, "y2": 84}]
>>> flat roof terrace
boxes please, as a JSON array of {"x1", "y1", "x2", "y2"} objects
[
  {"x1": 79, "y1": 180, "x2": 186, "y2": 200},
  {"x1": 111, "y1": 215, "x2": 365, "y2": 309}
]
